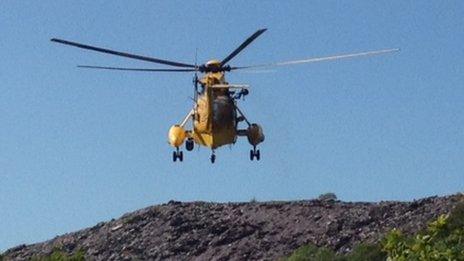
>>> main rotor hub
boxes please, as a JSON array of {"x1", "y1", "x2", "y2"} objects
[
  {"x1": 200, "y1": 60, "x2": 231, "y2": 73},
  {"x1": 205, "y1": 60, "x2": 221, "y2": 68}
]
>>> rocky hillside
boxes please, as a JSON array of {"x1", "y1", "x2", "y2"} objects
[{"x1": 3, "y1": 194, "x2": 463, "y2": 260}]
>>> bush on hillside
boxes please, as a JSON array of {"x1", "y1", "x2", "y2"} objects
[
  {"x1": 345, "y1": 243, "x2": 386, "y2": 260},
  {"x1": 284, "y1": 243, "x2": 386, "y2": 261},
  {"x1": 285, "y1": 244, "x2": 337, "y2": 261},
  {"x1": 285, "y1": 201, "x2": 464, "y2": 260},
  {"x1": 383, "y1": 202, "x2": 464, "y2": 260},
  {"x1": 318, "y1": 193, "x2": 337, "y2": 202},
  {"x1": 31, "y1": 249, "x2": 85, "y2": 261}
]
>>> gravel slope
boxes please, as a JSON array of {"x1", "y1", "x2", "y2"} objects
[{"x1": 3, "y1": 194, "x2": 463, "y2": 260}]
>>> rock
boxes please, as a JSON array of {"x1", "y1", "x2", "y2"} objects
[{"x1": 2, "y1": 194, "x2": 463, "y2": 260}]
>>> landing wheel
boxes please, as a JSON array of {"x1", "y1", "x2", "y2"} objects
[
  {"x1": 249, "y1": 147, "x2": 261, "y2": 161},
  {"x1": 186, "y1": 139, "x2": 194, "y2": 151},
  {"x1": 210, "y1": 154, "x2": 216, "y2": 164},
  {"x1": 172, "y1": 148, "x2": 183, "y2": 162}
]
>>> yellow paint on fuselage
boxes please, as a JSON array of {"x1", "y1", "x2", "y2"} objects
[
  {"x1": 192, "y1": 124, "x2": 236, "y2": 149},
  {"x1": 191, "y1": 64, "x2": 237, "y2": 149}
]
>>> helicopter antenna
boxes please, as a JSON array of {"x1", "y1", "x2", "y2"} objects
[{"x1": 193, "y1": 48, "x2": 199, "y2": 100}]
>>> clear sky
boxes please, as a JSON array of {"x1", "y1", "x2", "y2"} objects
[{"x1": 1, "y1": 0, "x2": 463, "y2": 251}]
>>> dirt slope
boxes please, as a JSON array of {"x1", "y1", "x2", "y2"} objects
[{"x1": 3, "y1": 194, "x2": 463, "y2": 260}]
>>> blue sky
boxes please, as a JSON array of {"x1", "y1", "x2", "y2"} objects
[{"x1": 1, "y1": 1, "x2": 463, "y2": 251}]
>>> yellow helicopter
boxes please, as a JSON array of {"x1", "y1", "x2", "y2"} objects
[{"x1": 51, "y1": 29, "x2": 398, "y2": 163}]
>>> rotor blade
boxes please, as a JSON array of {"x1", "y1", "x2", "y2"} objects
[
  {"x1": 233, "y1": 69, "x2": 276, "y2": 74},
  {"x1": 77, "y1": 65, "x2": 197, "y2": 72},
  {"x1": 51, "y1": 38, "x2": 196, "y2": 68},
  {"x1": 231, "y1": 48, "x2": 400, "y2": 70},
  {"x1": 220, "y1": 28, "x2": 267, "y2": 66}
]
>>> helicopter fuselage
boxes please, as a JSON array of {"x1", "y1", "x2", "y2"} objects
[
  {"x1": 192, "y1": 90, "x2": 237, "y2": 149},
  {"x1": 192, "y1": 71, "x2": 238, "y2": 149},
  {"x1": 168, "y1": 63, "x2": 264, "y2": 163}
]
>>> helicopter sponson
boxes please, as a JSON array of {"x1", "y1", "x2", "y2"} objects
[
  {"x1": 168, "y1": 125, "x2": 187, "y2": 148},
  {"x1": 247, "y1": 123, "x2": 265, "y2": 146}
]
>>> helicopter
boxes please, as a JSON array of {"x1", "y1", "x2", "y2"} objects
[{"x1": 51, "y1": 28, "x2": 398, "y2": 163}]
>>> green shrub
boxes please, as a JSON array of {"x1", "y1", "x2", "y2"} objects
[
  {"x1": 285, "y1": 244, "x2": 337, "y2": 261},
  {"x1": 285, "y1": 201, "x2": 464, "y2": 261},
  {"x1": 31, "y1": 249, "x2": 85, "y2": 261},
  {"x1": 284, "y1": 243, "x2": 385, "y2": 261},
  {"x1": 345, "y1": 243, "x2": 386, "y2": 261},
  {"x1": 447, "y1": 201, "x2": 464, "y2": 231},
  {"x1": 382, "y1": 202, "x2": 464, "y2": 260},
  {"x1": 318, "y1": 193, "x2": 337, "y2": 202}
]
